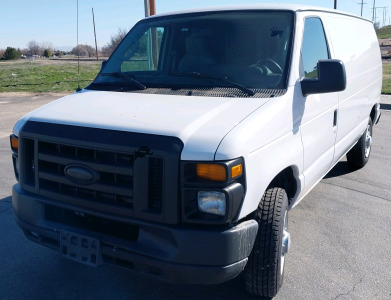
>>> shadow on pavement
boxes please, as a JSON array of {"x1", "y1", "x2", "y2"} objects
[
  {"x1": 380, "y1": 103, "x2": 391, "y2": 110},
  {"x1": 324, "y1": 161, "x2": 356, "y2": 179},
  {"x1": 0, "y1": 196, "x2": 12, "y2": 213},
  {"x1": 0, "y1": 195, "x2": 11, "y2": 202}
]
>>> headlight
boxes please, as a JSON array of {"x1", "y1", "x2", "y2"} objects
[
  {"x1": 182, "y1": 158, "x2": 246, "y2": 224},
  {"x1": 198, "y1": 191, "x2": 226, "y2": 216}
]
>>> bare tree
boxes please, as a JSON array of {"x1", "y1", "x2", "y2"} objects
[
  {"x1": 72, "y1": 44, "x2": 96, "y2": 57},
  {"x1": 21, "y1": 48, "x2": 29, "y2": 56},
  {"x1": 101, "y1": 28, "x2": 128, "y2": 57},
  {"x1": 27, "y1": 40, "x2": 42, "y2": 56},
  {"x1": 41, "y1": 42, "x2": 54, "y2": 52}
]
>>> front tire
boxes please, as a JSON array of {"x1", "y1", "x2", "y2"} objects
[
  {"x1": 245, "y1": 187, "x2": 290, "y2": 298},
  {"x1": 346, "y1": 118, "x2": 373, "y2": 169}
]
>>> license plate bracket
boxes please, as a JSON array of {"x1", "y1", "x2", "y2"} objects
[{"x1": 60, "y1": 231, "x2": 103, "y2": 267}]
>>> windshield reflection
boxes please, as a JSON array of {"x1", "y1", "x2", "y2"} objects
[{"x1": 90, "y1": 10, "x2": 294, "y2": 95}]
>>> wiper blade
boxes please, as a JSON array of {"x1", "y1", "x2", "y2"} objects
[
  {"x1": 101, "y1": 72, "x2": 146, "y2": 90},
  {"x1": 169, "y1": 72, "x2": 255, "y2": 96}
]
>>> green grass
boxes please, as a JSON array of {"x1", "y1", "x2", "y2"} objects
[
  {"x1": 0, "y1": 59, "x2": 101, "y2": 93},
  {"x1": 382, "y1": 62, "x2": 391, "y2": 94},
  {"x1": 0, "y1": 58, "x2": 390, "y2": 94},
  {"x1": 377, "y1": 25, "x2": 391, "y2": 39}
]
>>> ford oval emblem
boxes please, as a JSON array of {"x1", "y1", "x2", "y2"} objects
[{"x1": 64, "y1": 164, "x2": 100, "y2": 186}]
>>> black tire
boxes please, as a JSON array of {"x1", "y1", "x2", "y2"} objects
[
  {"x1": 346, "y1": 118, "x2": 373, "y2": 169},
  {"x1": 245, "y1": 187, "x2": 290, "y2": 298}
]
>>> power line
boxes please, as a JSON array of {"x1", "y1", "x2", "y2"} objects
[
  {"x1": 379, "y1": 7, "x2": 388, "y2": 26},
  {"x1": 373, "y1": 6, "x2": 387, "y2": 24}
]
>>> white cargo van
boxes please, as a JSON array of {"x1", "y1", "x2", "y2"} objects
[{"x1": 10, "y1": 4, "x2": 381, "y2": 297}]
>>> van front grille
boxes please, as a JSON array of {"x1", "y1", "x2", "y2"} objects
[
  {"x1": 37, "y1": 141, "x2": 138, "y2": 210},
  {"x1": 18, "y1": 121, "x2": 183, "y2": 224}
]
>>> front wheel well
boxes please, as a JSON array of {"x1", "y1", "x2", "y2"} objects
[{"x1": 268, "y1": 167, "x2": 297, "y2": 203}]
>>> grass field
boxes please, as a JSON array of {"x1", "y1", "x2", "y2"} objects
[
  {"x1": 376, "y1": 25, "x2": 391, "y2": 39},
  {"x1": 0, "y1": 59, "x2": 101, "y2": 93},
  {"x1": 0, "y1": 58, "x2": 390, "y2": 94},
  {"x1": 382, "y1": 61, "x2": 391, "y2": 94}
]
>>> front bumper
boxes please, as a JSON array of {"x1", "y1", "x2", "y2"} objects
[{"x1": 12, "y1": 184, "x2": 258, "y2": 284}]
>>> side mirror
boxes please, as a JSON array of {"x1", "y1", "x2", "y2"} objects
[{"x1": 301, "y1": 59, "x2": 346, "y2": 97}]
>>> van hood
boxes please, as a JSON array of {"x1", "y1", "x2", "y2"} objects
[{"x1": 14, "y1": 90, "x2": 269, "y2": 160}]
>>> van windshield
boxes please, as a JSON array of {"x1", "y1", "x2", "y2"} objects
[{"x1": 89, "y1": 10, "x2": 294, "y2": 97}]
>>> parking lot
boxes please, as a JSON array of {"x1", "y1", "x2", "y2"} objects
[{"x1": 0, "y1": 94, "x2": 390, "y2": 300}]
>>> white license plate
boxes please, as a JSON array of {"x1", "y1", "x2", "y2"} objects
[{"x1": 60, "y1": 231, "x2": 103, "y2": 267}]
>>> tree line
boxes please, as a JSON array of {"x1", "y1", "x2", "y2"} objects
[
  {"x1": 1, "y1": 28, "x2": 127, "y2": 61},
  {"x1": 0, "y1": 40, "x2": 69, "y2": 61}
]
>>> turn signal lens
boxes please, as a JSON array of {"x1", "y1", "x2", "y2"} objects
[
  {"x1": 10, "y1": 135, "x2": 18, "y2": 152},
  {"x1": 231, "y1": 164, "x2": 243, "y2": 178},
  {"x1": 196, "y1": 164, "x2": 226, "y2": 181}
]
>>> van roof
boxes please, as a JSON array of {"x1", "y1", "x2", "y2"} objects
[{"x1": 147, "y1": 4, "x2": 368, "y2": 22}]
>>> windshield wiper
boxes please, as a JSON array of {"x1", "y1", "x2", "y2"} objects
[
  {"x1": 101, "y1": 72, "x2": 146, "y2": 90},
  {"x1": 168, "y1": 72, "x2": 255, "y2": 96}
]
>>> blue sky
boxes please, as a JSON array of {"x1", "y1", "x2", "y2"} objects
[{"x1": 0, "y1": 0, "x2": 389, "y2": 51}]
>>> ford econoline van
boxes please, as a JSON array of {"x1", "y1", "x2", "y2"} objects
[{"x1": 10, "y1": 4, "x2": 382, "y2": 297}]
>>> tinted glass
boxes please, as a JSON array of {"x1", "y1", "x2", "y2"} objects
[
  {"x1": 92, "y1": 11, "x2": 294, "y2": 93},
  {"x1": 120, "y1": 27, "x2": 165, "y2": 72},
  {"x1": 302, "y1": 18, "x2": 329, "y2": 79}
]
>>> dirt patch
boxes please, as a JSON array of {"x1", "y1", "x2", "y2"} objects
[
  {"x1": 379, "y1": 39, "x2": 391, "y2": 46},
  {"x1": 0, "y1": 92, "x2": 70, "y2": 98},
  {"x1": 380, "y1": 39, "x2": 391, "y2": 58}
]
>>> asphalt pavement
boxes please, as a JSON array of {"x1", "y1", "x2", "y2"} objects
[{"x1": 0, "y1": 94, "x2": 390, "y2": 300}]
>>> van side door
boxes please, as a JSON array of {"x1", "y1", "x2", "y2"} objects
[{"x1": 299, "y1": 17, "x2": 338, "y2": 194}]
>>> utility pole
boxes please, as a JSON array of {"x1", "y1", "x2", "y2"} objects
[
  {"x1": 144, "y1": 0, "x2": 149, "y2": 17},
  {"x1": 144, "y1": 0, "x2": 157, "y2": 69},
  {"x1": 384, "y1": 7, "x2": 388, "y2": 27},
  {"x1": 373, "y1": 7, "x2": 386, "y2": 27},
  {"x1": 144, "y1": 0, "x2": 156, "y2": 17},
  {"x1": 334, "y1": 0, "x2": 337, "y2": 9},
  {"x1": 372, "y1": 0, "x2": 376, "y2": 22},
  {"x1": 358, "y1": 0, "x2": 367, "y2": 17},
  {"x1": 150, "y1": 0, "x2": 156, "y2": 16},
  {"x1": 378, "y1": 7, "x2": 387, "y2": 27},
  {"x1": 92, "y1": 7, "x2": 99, "y2": 60}
]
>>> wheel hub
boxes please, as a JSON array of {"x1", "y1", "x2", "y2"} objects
[
  {"x1": 364, "y1": 124, "x2": 372, "y2": 158},
  {"x1": 282, "y1": 230, "x2": 291, "y2": 255},
  {"x1": 280, "y1": 211, "x2": 291, "y2": 275}
]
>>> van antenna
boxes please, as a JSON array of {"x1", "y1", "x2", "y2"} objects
[{"x1": 76, "y1": 0, "x2": 82, "y2": 92}]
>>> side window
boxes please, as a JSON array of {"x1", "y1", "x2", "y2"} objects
[
  {"x1": 121, "y1": 27, "x2": 165, "y2": 72},
  {"x1": 301, "y1": 18, "x2": 329, "y2": 79}
]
